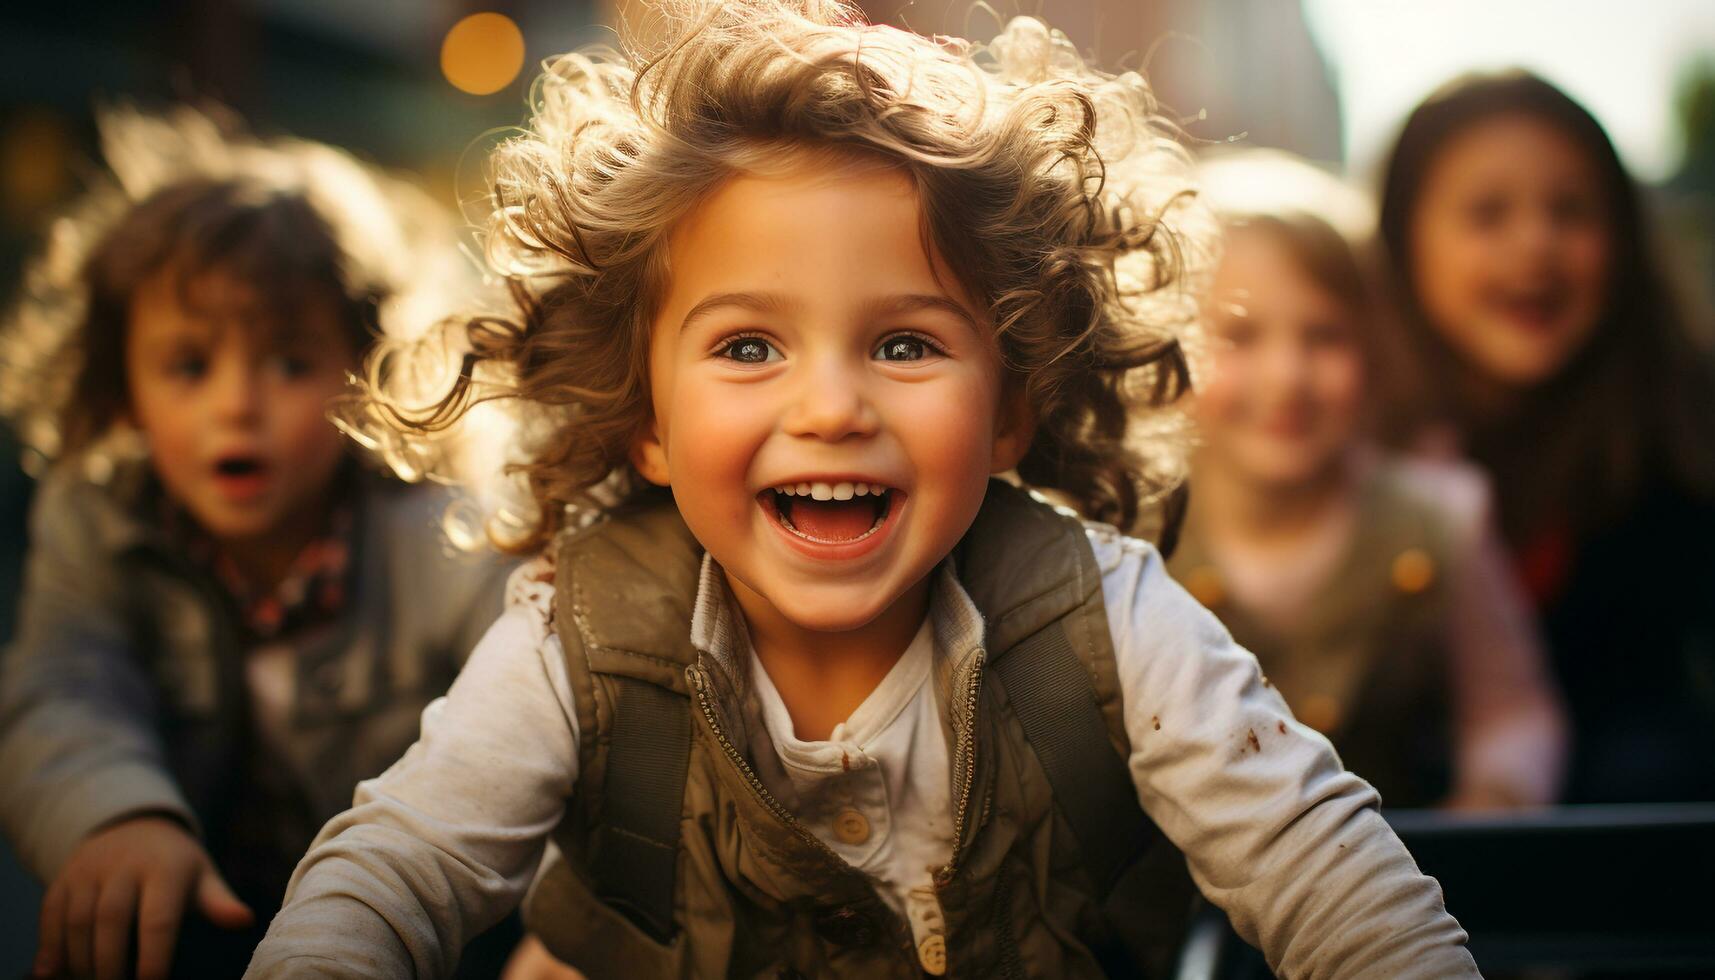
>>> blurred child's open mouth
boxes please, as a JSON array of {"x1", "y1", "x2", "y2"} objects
[
  {"x1": 757, "y1": 481, "x2": 903, "y2": 550},
  {"x1": 1488, "y1": 283, "x2": 1571, "y2": 333},
  {"x1": 212, "y1": 454, "x2": 271, "y2": 500}
]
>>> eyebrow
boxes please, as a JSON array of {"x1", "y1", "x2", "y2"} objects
[
  {"x1": 130, "y1": 317, "x2": 218, "y2": 353},
  {"x1": 677, "y1": 291, "x2": 982, "y2": 333},
  {"x1": 857, "y1": 293, "x2": 983, "y2": 330},
  {"x1": 678, "y1": 291, "x2": 797, "y2": 334}
]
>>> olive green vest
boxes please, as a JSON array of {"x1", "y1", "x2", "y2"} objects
[
  {"x1": 524, "y1": 481, "x2": 1195, "y2": 978},
  {"x1": 1168, "y1": 460, "x2": 1456, "y2": 807}
]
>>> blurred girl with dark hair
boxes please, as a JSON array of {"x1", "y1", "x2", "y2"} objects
[
  {"x1": 1171, "y1": 191, "x2": 1566, "y2": 810},
  {"x1": 1376, "y1": 70, "x2": 1715, "y2": 803}
]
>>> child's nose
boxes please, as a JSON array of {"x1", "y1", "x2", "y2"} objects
[
  {"x1": 1514, "y1": 207, "x2": 1559, "y2": 255},
  {"x1": 208, "y1": 356, "x2": 264, "y2": 424},
  {"x1": 1260, "y1": 338, "x2": 1313, "y2": 387},
  {"x1": 782, "y1": 360, "x2": 880, "y2": 441}
]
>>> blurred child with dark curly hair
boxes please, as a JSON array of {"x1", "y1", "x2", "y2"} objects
[{"x1": 0, "y1": 108, "x2": 514, "y2": 979}]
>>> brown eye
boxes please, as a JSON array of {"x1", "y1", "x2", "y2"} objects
[
  {"x1": 167, "y1": 355, "x2": 208, "y2": 380},
  {"x1": 875, "y1": 334, "x2": 931, "y2": 361},
  {"x1": 268, "y1": 353, "x2": 315, "y2": 379},
  {"x1": 1218, "y1": 318, "x2": 1259, "y2": 347},
  {"x1": 1465, "y1": 195, "x2": 1506, "y2": 231},
  {"x1": 719, "y1": 337, "x2": 779, "y2": 363},
  {"x1": 1304, "y1": 321, "x2": 1353, "y2": 351}
]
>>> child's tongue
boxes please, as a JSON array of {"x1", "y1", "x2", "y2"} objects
[{"x1": 788, "y1": 498, "x2": 874, "y2": 542}]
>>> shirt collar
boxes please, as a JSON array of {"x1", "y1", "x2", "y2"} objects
[
  {"x1": 689, "y1": 551, "x2": 750, "y2": 686},
  {"x1": 161, "y1": 466, "x2": 359, "y2": 640},
  {"x1": 687, "y1": 551, "x2": 989, "y2": 694}
]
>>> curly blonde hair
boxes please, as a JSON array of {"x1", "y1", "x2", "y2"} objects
[{"x1": 356, "y1": 0, "x2": 1210, "y2": 552}]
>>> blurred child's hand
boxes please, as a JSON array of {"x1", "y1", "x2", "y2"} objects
[
  {"x1": 32, "y1": 814, "x2": 253, "y2": 980},
  {"x1": 499, "y1": 934, "x2": 587, "y2": 980}
]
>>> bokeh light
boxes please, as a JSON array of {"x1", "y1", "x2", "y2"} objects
[
  {"x1": 0, "y1": 112, "x2": 73, "y2": 227},
  {"x1": 440, "y1": 12, "x2": 525, "y2": 96}
]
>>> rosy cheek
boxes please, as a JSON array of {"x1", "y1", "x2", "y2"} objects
[
  {"x1": 134, "y1": 388, "x2": 190, "y2": 447},
  {"x1": 145, "y1": 422, "x2": 196, "y2": 468},
  {"x1": 280, "y1": 389, "x2": 338, "y2": 447},
  {"x1": 1439, "y1": 246, "x2": 1484, "y2": 302},
  {"x1": 679, "y1": 423, "x2": 751, "y2": 483},
  {"x1": 1568, "y1": 234, "x2": 1611, "y2": 297},
  {"x1": 666, "y1": 377, "x2": 767, "y2": 495},
  {"x1": 1193, "y1": 355, "x2": 1248, "y2": 428},
  {"x1": 1315, "y1": 356, "x2": 1365, "y2": 427},
  {"x1": 1416, "y1": 220, "x2": 1480, "y2": 310},
  {"x1": 884, "y1": 375, "x2": 994, "y2": 488},
  {"x1": 133, "y1": 401, "x2": 203, "y2": 496},
  {"x1": 922, "y1": 412, "x2": 990, "y2": 480}
]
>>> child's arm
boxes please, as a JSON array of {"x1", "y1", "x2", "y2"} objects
[
  {"x1": 1093, "y1": 528, "x2": 1481, "y2": 979},
  {"x1": 0, "y1": 474, "x2": 202, "y2": 878},
  {"x1": 0, "y1": 474, "x2": 255, "y2": 979},
  {"x1": 245, "y1": 572, "x2": 580, "y2": 978}
]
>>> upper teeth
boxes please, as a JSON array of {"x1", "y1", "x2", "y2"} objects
[{"x1": 772, "y1": 481, "x2": 889, "y2": 500}]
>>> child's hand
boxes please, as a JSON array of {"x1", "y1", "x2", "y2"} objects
[
  {"x1": 499, "y1": 934, "x2": 587, "y2": 980},
  {"x1": 32, "y1": 814, "x2": 253, "y2": 980}
]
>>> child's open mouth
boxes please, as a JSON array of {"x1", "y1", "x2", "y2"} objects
[
  {"x1": 757, "y1": 481, "x2": 902, "y2": 545},
  {"x1": 1489, "y1": 283, "x2": 1571, "y2": 333},
  {"x1": 212, "y1": 454, "x2": 271, "y2": 499}
]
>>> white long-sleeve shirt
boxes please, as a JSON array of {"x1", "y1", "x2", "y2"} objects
[{"x1": 247, "y1": 523, "x2": 1479, "y2": 978}]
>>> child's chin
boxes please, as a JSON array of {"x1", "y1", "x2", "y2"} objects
[
  {"x1": 771, "y1": 590, "x2": 897, "y2": 634},
  {"x1": 185, "y1": 505, "x2": 278, "y2": 542}
]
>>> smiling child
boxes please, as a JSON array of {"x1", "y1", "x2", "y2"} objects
[
  {"x1": 1375, "y1": 72, "x2": 1715, "y2": 803},
  {"x1": 248, "y1": 3, "x2": 1479, "y2": 977}
]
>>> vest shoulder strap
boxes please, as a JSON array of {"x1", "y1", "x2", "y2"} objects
[
  {"x1": 552, "y1": 495, "x2": 700, "y2": 941},
  {"x1": 967, "y1": 486, "x2": 1164, "y2": 899},
  {"x1": 992, "y1": 621, "x2": 1161, "y2": 899},
  {"x1": 588, "y1": 676, "x2": 690, "y2": 942},
  {"x1": 552, "y1": 492, "x2": 702, "y2": 691},
  {"x1": 975, "y1": 492, "x2": 1190, "y2": 975}
]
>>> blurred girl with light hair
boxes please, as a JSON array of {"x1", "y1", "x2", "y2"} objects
[{"x1": 1171, "y1": 150, "x2": 1567, "y2": 810}]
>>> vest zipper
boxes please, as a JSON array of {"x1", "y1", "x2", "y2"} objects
[
  {"x1": 685, "y1": 665, "x2": 849, "y2": 866},
  {"x1": 934, "y1": 649, "x2": 986, "y2": 889}
]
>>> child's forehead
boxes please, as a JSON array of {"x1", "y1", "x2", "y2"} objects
[
  {"x1": 659, "y1": 162, "x2": 984, "y2": 322},
  {"x1": 664, "y1": 155, "x2": 924, "y2": 273},
  {"x1": 678, "y1": 150, "x2": 917, "y2": 230},
  {"x1": 128, "y1": 264, "x2": 349, "y2": 350}
]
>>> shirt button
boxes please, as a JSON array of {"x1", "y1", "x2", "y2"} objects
[
  {"x1": 1391, "y1": 548, "x2": 1437, "y2": 594},
  {"x1": 918, "y1": 934, "x2": 947, "y2": 976},
  {"x1": 833, "y1": 807, "x2": 870, "y2": 845}
]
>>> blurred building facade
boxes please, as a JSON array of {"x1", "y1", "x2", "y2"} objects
[{"x1": 860, "y1": 0, "x2": 1343, "y2": 163}]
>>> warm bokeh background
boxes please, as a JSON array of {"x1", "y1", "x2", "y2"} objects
[
  {"x1": 5, "y1": 1, "x2": 1713, "y2": 317},
  {"x1": 1, "y1": 2, "x2": 1712, "y2": 973}
]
